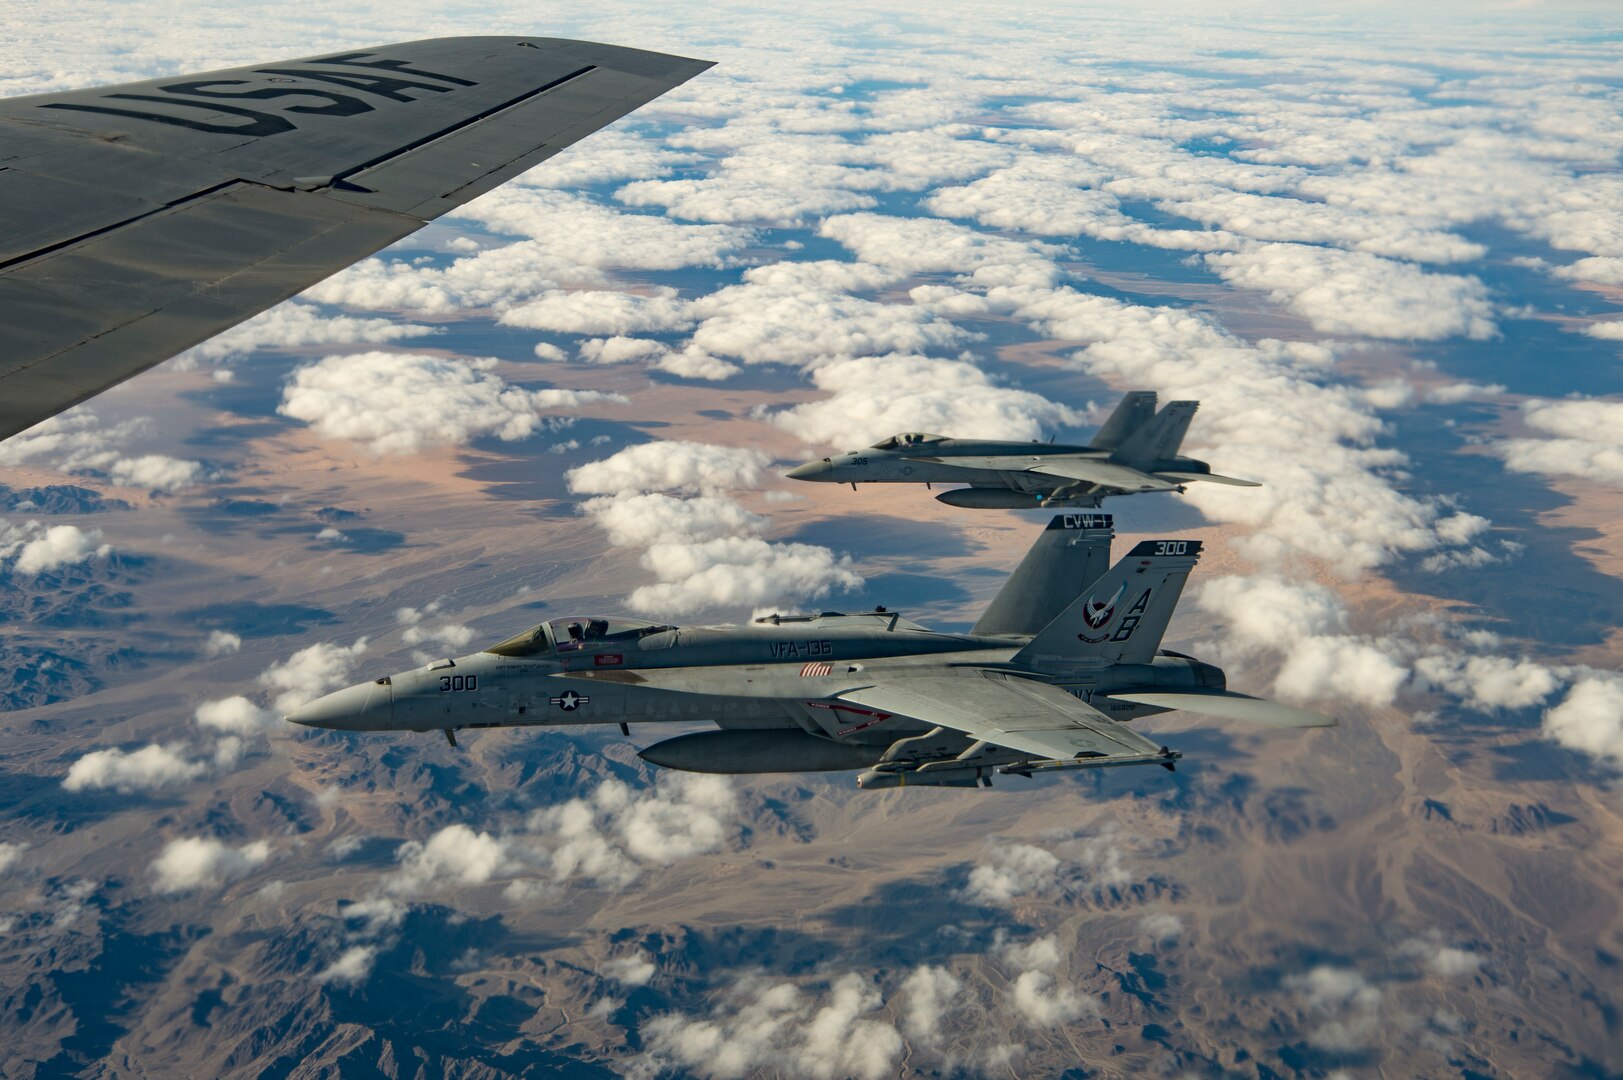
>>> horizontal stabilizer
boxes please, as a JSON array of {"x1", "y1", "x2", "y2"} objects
[
  {"x1": 1104, "y1": 689, "x2": 1336, "y2": 728},
  {"x1": 1156, "y1": 471, "x2": 1262, "y2": 488}
]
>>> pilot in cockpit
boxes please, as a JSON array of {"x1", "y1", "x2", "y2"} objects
[{"x1": 557, "y1": 619, "x2": 612, "y2": 650}]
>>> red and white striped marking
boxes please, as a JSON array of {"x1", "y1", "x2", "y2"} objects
[
  {"x1": 807, "y1": 700, "x2": 893, "y2": 736},
  {"x1": 800, "y1": 662, "x2": 834, "y2": 677}
]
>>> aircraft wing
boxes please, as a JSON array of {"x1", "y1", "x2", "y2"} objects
[
  {"x1": 0, "y1": 37, "x2": 711, "y2": 440},
  {"x1": 905, "y1": 454, "x2": 1179, "y2": 492},
  {"x1": 839, "y1": 671, "x2": 1167, "y2": 763}
]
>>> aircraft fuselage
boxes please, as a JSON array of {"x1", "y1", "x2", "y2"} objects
[{"x1": 288, "y1": 613, "x2": 1225, "y2": 760}]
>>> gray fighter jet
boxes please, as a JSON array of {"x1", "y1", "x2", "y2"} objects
[
  {"x1": 0, "y1": 37, "x2": 710, "y2": 440},
  {"x1": 785, "y1": 392, "x2": 1260, "y2": 509},
  {"x1": 287, "y1": 515, "x2": 1332, "y2": 788}
]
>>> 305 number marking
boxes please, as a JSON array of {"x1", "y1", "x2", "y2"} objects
[{"x1": 439, "y1": 674, "x2": 478, "y2": 693}]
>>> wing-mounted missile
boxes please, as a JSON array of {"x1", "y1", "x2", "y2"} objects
[
  {"x1": 856, "y1": 766, "x2": 986, "y2": 789},
  {"x1": 1102, "y1": 689, "x2": 1336, "y2": 728},
  {"x1": 856, "y1": 745, "x2": 1183, "y2": 788}
]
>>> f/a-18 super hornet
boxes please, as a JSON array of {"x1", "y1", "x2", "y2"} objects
[
  {"x1": 785, "y1": 391, "x2": 1260, "y2": 509},
  {"x1": 0, "y1": 37, "x2": 710, "y2": 440},
  {"x1": 287, "y1": 515, "x2": 1333, "y2": 789}
]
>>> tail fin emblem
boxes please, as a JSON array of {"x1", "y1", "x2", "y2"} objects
[{"x1": 1078, "y1": 581, "x2": 1127, "y2": 639}]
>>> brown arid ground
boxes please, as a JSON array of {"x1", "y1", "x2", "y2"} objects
[{"x1": 1, "y1": 337, "x2": 1619, "y2": 1079}]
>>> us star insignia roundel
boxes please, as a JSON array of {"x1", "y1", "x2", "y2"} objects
[{"x1": 549, "y1": 690, "x2": 589, "y2": 711}]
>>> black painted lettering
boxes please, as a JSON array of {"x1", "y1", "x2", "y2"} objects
[
  {"x1": 256, "y1": 67, "x2": 455, "y2": 102},
  {"x1": 302, "y1": 51, "x2": 478, "y2": 87},
  {"x1": 160, "y1": 79, "x2": 373, "y2": 117},
  {"x1": 42, "y1": 94, "x2": 295, "y2": 136}
]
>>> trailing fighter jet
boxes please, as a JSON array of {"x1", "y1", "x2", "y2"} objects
[
  {"x1": 785, "y1": 391, "x2": 1260, "y2": 509},
  {"x1": 286, "y1": 514, "x2": 1333, "y2": 788}
]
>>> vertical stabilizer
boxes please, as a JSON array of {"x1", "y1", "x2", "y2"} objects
[
  {"x1": 1012, "y1": 540, "x2": 1202, "y2": 666},
  {"x1": 973, "y1": 514, "x2": 1115, "y2": 637},
  {"x1": 1115, "y1": 400, "x2": 1198, "y2": 468},
  {"x1": 1089, "y1": 391, "x2": 1158, "y2": 450}
]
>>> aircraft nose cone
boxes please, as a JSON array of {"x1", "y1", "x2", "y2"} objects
[
  {"x1": 284, "y1": 681, "x2": 393, "y2": 731},
  {"x1": 786, "y1": 460, "x2": 831, "y2": 481}
]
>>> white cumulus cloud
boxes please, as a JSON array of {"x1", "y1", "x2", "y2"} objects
[
  {"x1": 530, "y1": 774, "x2": 738, "y2": 891},
  {"x1": 999, "y1": 934, "x2": 1096, "y2": 1028},
  {"x1": 963, "y1": 843, "x2": 1062, "y2": 905},
  {"x1": 389, "y1": 824, "x2": 520, "y2": 895},
  {"x1": 1285, "y1": 965, "x2": 1383, "y2": 1050},
  {"x1": 768, "y1": 353, "x2": 1080, "y2": 447},
  {"x1": 149, "y1": 837, "x2": 271, "y2": 894},
  {"x1": 1202, "y1": 243, "x2": 1495, "y2": 341},
  {"x1": 0, "y1": 410, "x2": 204, "y2": 494},
  {"x1": 258, "y1": 638, "x2": 368, "y2": 714},
  {"x1": 8, "y1": 523, "x2": 110, "y2": 576},
  {"x1": 314, "y1": 944, "x2": 378, "y2": 987},
  {"x1": 630, "y1": 537, "x2": 861, "y2": 616},
  {"x1": 194, "y1": 695, "x2": 278, "y2": 737},
  {"x1": 500, "y1": 287, "x2": 693, "y2": 336},
  {"x1": 602, "y1": 952, "x2": 658, "y2": 987},
  {"x1": 175, "y1": 301, "x2": 439, "y2": 364},
  {"x1": 1496, "y1": 397, "x2": 1623, "y2": 488},
  {"x1": 567, "y1": 441, "x2": 769, "y2": 498},
  {"x1": 62, "y1": 744, "x2": 208, "y2": 793},
  {"x1": 637, "y1": 973, "x2": 902, "y2": 1080},
  {"x1": 1543, "y1": 675, "x2": 1623, "y2": 767},
  {"x1": 279, "y1": 351, "x2": 625, "y2": 455}
]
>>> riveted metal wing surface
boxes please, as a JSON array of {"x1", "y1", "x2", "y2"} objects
[
  {"x1": 839, "y1": 670, "x2": 1167, "y2": 764},
  {"x1": 0, "y1": 36, "x2": 711, "y2": 439}
]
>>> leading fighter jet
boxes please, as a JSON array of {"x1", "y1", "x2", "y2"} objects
[
  {"x1": 0, "y1": 37, "x2": 711, "y2": 440},
  {"x1": 786, "y1": 392, "x2": 1260, "y2": 509},
  {"x1": 287, "y1": 514, "x2": 1333, "y2": 788}
]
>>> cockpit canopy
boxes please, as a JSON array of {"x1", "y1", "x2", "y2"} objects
[
  {"x1": 868, "y1": 432, "x2": 946, "y2": 450},
  {"x1": 486, "y1": 617, "x2": 675, "y2": 658}
]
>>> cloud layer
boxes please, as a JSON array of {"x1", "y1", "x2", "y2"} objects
[
  {"x1": 279, "y1": 352, "x2": 625, "y2": 455},
  {"x1": 567, "y1": 442, "x2": 860, "y2": 616}
]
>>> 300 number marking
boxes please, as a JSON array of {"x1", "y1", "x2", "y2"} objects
[
  {"x1": 1153, "y1": 541, "x2": 1188, "y2": 555},
  {"x1": 439, "y1": 675, "x2": 478, "y2": 693}
]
